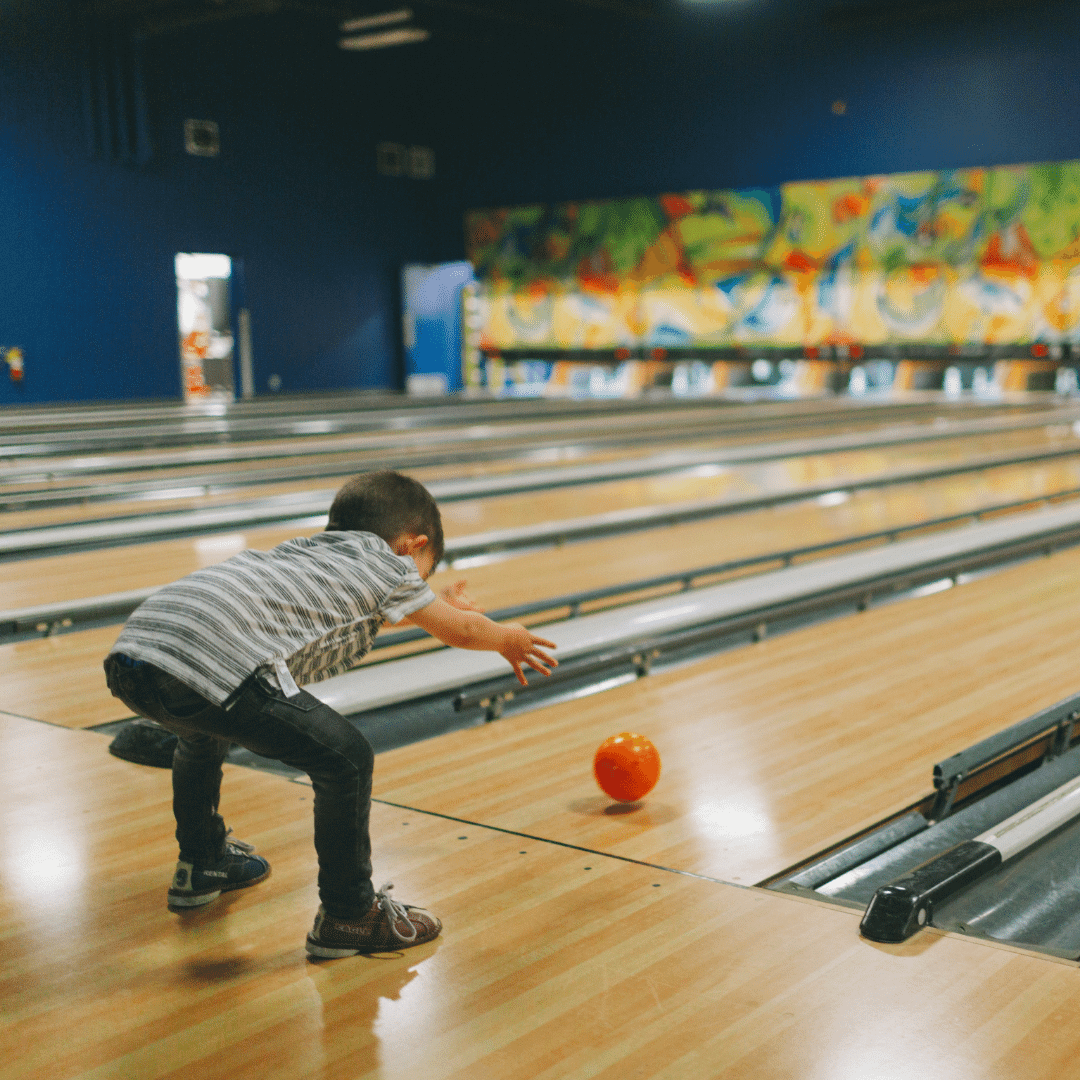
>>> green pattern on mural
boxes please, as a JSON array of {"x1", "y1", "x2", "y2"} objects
[{"x1": 466, "y1": 160, "x2": 1080, "y2": 348}]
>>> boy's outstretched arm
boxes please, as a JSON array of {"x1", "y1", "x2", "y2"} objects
[
  {"x1": 440, "y1": 579, "x2": 484, "y2": 612},
  {"x1": 384, "y1": 580, "x2": 483, "y2": 629},
  {"x1": 408, "y1": 598, "x2": 557, "y2": 686}
]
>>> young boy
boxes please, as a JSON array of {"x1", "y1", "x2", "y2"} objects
[{"x1": 104, "y1": 470, "x2": 556, "y2": 958}]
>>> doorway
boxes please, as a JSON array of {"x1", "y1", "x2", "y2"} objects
[{"x1": 175, "y1": 253, "x2": 234, "y2": 403}]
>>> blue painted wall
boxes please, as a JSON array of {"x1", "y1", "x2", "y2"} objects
[
  {"x1": 2, "y1": 0, "x2": 1078, "y2": 403},
  {"x1": 0, "y1": 4, "x2": 459, "y2": 404},
  {"x1": 451, "y1": 0, "x2": 1080, "y2": 208}
]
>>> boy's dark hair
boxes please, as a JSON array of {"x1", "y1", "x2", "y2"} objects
[{"x1": 326, "y1": 470, "x2": 444, "y2": 567}]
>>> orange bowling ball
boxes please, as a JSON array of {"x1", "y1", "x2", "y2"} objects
[{"x1": 593, "y1": 732, "x2": 661, "y2": 802}]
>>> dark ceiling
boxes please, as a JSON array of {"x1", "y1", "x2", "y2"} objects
[
  {"x1": 62, "y1": 0, "x2": 1063, "y2": 39},
  {"x1": 71, "y1": 0, "x2": 671, "y2": 36},
  {"x1": 4, "y1": 0, "x2": 1058, "y2": 50}
]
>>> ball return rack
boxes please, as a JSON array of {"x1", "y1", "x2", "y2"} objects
[{"x1": 768, "y1": 691, "x2": 1080, "y2": 959}]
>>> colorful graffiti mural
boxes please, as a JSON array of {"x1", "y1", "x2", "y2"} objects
[{"x1": 465, "y1": 161, "x2": 1080, "y2": 351}]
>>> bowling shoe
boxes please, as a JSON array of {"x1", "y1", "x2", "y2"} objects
[
  {"x1": 167, "y1": 835, "x2": 271, "y2": 909},
  {"x1": 306, "y1": 883, "x2": 442, "y2": 957}
]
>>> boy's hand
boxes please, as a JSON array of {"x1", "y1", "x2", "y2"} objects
[
  {"x1": 500, "y1": 624, "x2": 558, "y2": 686},
  {"x1": 407, "y1": 600, "x2": 557, "y2": 684},
  {"x1": 441, "y1": 580, "x2": 484, "y2": 613}
]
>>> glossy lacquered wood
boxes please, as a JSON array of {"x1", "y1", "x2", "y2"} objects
[
  {"x1": 2, "y1": 419, "x2": 1079, "y2": 616},
  {"x1": 373, "y1": 542, "x2": 1080, "y2": 886},
  {"x1": 1, "y1": 419, "x2": 1074, "y2": 537},
  {"x1": 2, "y1": 713, "x2": 1080, "y2": 1080},
  {"x1": 7, "y1": 453, "x2": 1080, "y2": 729},
  {"x1": 6, "y1": 399, "x2": 1080, "y2": 1079},
  {"x1": 0, "y1": 409, "x2": 908, "y2": 530}
]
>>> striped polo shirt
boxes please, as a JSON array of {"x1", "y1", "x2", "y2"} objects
[{"x1": 109, "y1": 532, "x2": 435, "y2": 706}]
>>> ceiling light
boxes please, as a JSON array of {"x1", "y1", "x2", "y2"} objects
[
  {"x1": 339, "y1": 27, "x2": 429, "y2": 49},
  {"x1": 340, "y1": 8, "x2": 413, "y2": 32}
]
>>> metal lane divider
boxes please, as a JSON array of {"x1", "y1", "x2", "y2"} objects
[
  {"x1": 0, "y1": 390, "x2": 752, "y2": 435},
  {"x1": 0, "y1": 396, "x2": 882, "y2": 460},
  {"x1": 5, "y1": 409, "x2": 1054, "y2": 511},
  {"x1": 95, "y1": 499, "x2": 1080, "y2": 767},
  {"x1": 6, "y1": 432, "x2": 1080, "y2": 564},
  {"x1": 0, "y1": 398, "x2": 1062, "y2": 481},
  {"x1": 305, "y1": 500, "x2": 1080, "y2": 720},
  {"x1": 0, "y1": 391, "x2": 754, "y2": 452},
  {"x1": 0, "y1": 411, "x2": 731, "y2": 465},
  {"x1": 7, "y1": 476, "x2": 1080, "y2": 643}
]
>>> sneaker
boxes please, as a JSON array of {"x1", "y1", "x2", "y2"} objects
[
  {"x1": 167, "y1": 836, "x2": 271, "y2": 909},
  {"x1": 305, "y1": 883, "x2": 442, "y2": 958}
]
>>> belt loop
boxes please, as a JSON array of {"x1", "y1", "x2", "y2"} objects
[{"x1": 222, "y1": 673, "x2": 255, "y2": 711}]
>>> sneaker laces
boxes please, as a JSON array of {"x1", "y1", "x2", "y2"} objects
[
  {"x1": 223, "y1": 829, "x2": 255, "y2": 855},
  {"x1": 376, "y1": 882, "x2": 418, "y2": 944}
]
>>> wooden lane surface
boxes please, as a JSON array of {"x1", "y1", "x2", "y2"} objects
[
  {"x1": 0, "y1": 409, "x2": 908, "y2": 497},
  {"x1": 0, "y1": 410, "x2": 1045, "y2": 531},
  {"x1": 0, "y1": 399, "x2": 899, "y2": 483},
  {"x1": 2, "y1": 395, "x2": 1013, "y2": 475},
  {"x1": 1, "y1": 417, "x2": 1077, "y2": 557},
  {"x1": 4, "y1": 712, "x2": 1080, "y2": 1080},
  {"x1": 0, "y1": 432, "x2": 872, "y2": 532},
  {"x1": 372, "y1": 542, "x2": 1080, "y2": 887},
  {"x1": 0, "y1": 391, "x2": 1025, "y2": 434},
  {"x1": 7, "y1": 455, "x2": 1080, "y2": 729},
  {"x1": 2, "y1": 433, "x2": 1080, "y2": 615}
]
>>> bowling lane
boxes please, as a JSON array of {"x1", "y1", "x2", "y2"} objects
[
  {"x1": 4, "y1": 447, "x2": 1080, "y2": 615},
  {"x1": 0, "y1": 396, "x2": 1058, "y2": 505},
  {"x1": 0, "y1": 419, "x2": 896, "y2": 528},
  {"x1": 7, "y1": 453, "x2": 1080, "y2": 729},
  {"x1": 417, "y1": 452, "x2": 1080, "y2": 630},
  {"x1": 372, "y1": 542, "x2": 1080, "y2": 887},
  {"x1": 0, "y1": 398, "x2": 884, "y2": 472},
  {"x1": 1, "y1": 416, "x2": 1077, "y2": 536},
  {"x1": 0, "y1": 404, "x2": 1048, "y2": 529},
  {"x1": 6, "y1": 713, "x2": 1078, "y2": 1080},
  {"x1": 4, "y1": 391, "x2": 1026, "y2": 450},
  {"x1": 0, "y1": 388, "x2": 1027, "y2": 434},
  {"x1": 432, "y1": 423, "x2": 1080, "y2": 539}
]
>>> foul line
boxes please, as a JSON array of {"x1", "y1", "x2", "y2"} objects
[{"x1": 371, "y1": 796, "x2": 743, "y2": 888}]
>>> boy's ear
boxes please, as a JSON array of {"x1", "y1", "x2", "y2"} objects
[{"x1": 394, "y1": 534, "x2": 429, "y2": 557}]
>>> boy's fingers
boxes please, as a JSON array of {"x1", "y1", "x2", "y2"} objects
[
  {"x1": 526, "y1": 658, "x2": 553, "y2": 676},
  {"x1": 530, "y1": 648, "x2": 557, "y2": 667},
  {"x1": 529, "y1": 635, "x2": 558, "y2": 649},
  {"x1": 512, "y1": 662, "x2": 528, "y2": 686}
]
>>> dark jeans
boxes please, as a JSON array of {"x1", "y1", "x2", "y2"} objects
[{"x1": 104, "y1": 655, "x2": 376, "y2": 919}]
